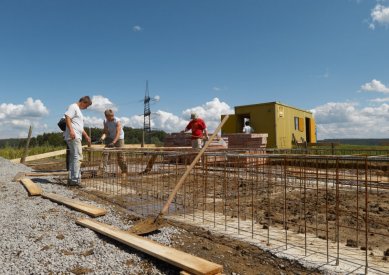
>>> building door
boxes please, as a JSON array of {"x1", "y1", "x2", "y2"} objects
[
  {"x1": 305, "y1": 117, "x2": 311, "y2": 143},
  {"x1": 237, "y1": 114, "x2": 250, "y2": 133}
]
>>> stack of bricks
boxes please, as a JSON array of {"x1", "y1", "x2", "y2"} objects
[
  {"x1": 163, "y1": 133, "x2": 228, "y2": 148},
  {"x1": 163, "y1": 132, "x2": 228, "y2": 165},
  {"x1": 163, "y1": 133, "x2": 192, "y2": 147},
  {"x1": 222, "y1": 133, "x2": 268, "y2": 166},
  {"x1": 223, "y1": 133, "x2": 268, "y2": 149}
]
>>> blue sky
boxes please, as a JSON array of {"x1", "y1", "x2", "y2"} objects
[{"x1": 1, "y1": 0, "x2": 389, "y2": 139}]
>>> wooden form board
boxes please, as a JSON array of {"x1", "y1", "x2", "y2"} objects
[
  {"x1": 13, "y1": 172, "x2": 26, "y2": 182},
  {"x1": 19, "y1": 178, "x2": 43, "y2": 196},
  {"x1": 10, "y1": 149, "x2": 67, "y2": 163},
  {"x1": 180, "y1": 272, "x2": 222, "y2": 275},
  {"x1": 26, "y1": 171, "x2": 69, "y2": 177},
  {"x1": 42, "y1": 193, "x2": 106, "y2": 217},
  {"x1": 286, "y1": 167, "x2": 388, "y2": 183},
  {"x1": 13, "y1": 171, "x2": 68, "y2": 182},
  {"x1": 76, "y1": 218, "x2": 223, "y2": 275}
]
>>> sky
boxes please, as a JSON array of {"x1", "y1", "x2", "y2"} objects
[{"x1": 1, "y1": 0, "x2": 389, "y2": 140}]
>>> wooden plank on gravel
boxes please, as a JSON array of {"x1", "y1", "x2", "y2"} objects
[
  {"x1": 19, "y1": 178, "x2": 43, "y2": 196},
  {"x1": 13, "y1": 172, "x2": 26, "y2": 182},
  {"x1": 13, "y1": 171, "x2": 68, "y2": 182},
  {"x1": 42, "y1": 193, "x2": 106, "y2": 217},
  {"x1": 180, "y1": 272, "x2": 222, "y2": 275},
  {"x1": 25, "y1": 171, "x2": 69, "y2": 177},
  {"x1": 76, "y1": 218, "x2": 223, "y2": 275}
]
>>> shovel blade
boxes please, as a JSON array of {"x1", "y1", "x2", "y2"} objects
[{"x1": 128, "y1": 216, "x2": 164, "y2": 235}]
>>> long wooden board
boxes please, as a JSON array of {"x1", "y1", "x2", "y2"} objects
[
  {"x1": 19, "y1": 178, "x2": 43, "y2": 196},
  {"x1": 26, "y1": 171, "x2": 69, "y2": 177},
  {"x1": 10, "y1": 149, "x2": 67, "y2": 163},
  {"x1": 13, "y1": 171, "x2": 68, "y2": 182},
  {"x1": 76, "y1": 218, "x2": 223, "y2": 275},
  {"x1": 42, "y1": 193, "x2": 106, "y2": 217}
]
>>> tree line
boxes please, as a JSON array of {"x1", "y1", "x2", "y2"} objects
[{"x1": 0, "y1": 127, "x2": 167, "y2": 148}]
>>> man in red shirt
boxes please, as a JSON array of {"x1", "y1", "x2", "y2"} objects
[{"x1": 182, "y1": 113, "x2": 209, "y2": 148}]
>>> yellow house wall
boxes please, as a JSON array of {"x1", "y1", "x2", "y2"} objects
[
  {"x1": 221, "y1": 114, "x2": 237, "y2": 134},
  {"x1": 275, "y1": 103, "x2": 316, "y2": 148},
  {"x1": 234, "y1": 103, "x2": 277, "y2": 148}
]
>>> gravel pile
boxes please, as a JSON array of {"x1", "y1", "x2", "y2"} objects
[{"x1": 0, "y1": 157, "x2": 181, "y2": 274}]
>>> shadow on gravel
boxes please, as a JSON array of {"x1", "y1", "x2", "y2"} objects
[{"x1": 30, "y1": 178, "x2": 52, "y2": 184}]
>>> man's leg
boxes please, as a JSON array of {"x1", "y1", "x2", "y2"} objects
[
  {"x1": 191, "y1": 138, "x2": 202, "y2": 149},
  {"x1": 115, "y1": 139, "x2": 127, "y2": 174},
  {"x1": 97, "y1": 151, "x2": 109, "y2": 175},
  {"x1": 66, "y1": 143, "x2": 70, "y2": 171},
  {"x1": 67, "y1": 139, "x2": 83, "y2": 185}
]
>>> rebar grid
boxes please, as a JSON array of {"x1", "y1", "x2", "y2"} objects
[{"x1": 82, "y1": 148, "x2": 389, "y2": 273}]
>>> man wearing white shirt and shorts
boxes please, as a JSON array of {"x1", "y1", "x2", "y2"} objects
[{"x1": 64, "y1": 96, "x2": 92, "y2": 186}]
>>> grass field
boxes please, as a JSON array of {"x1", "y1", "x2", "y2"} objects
[
  {"x1": 0, "y1": 145, "x2": 66, "y2": 160},
  {"x1": 302, "y1": 143, "x2": 389, "y2": 156}
]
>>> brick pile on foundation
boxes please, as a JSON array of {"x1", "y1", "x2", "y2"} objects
[{"x1": 223, "y1": 133, "x2": 268, "y2": 149}]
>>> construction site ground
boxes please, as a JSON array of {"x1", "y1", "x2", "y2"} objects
[{"x1": 14, "y1": 157, "x2": 324, "y2": 275}]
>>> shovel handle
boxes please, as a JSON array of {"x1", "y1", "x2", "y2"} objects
[{"x1": 160, "y1": 115, "x2": 230, "y2": 215}]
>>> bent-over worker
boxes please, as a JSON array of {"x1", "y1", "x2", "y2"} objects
[{"x1": 98, "y1": 109, "x2": 128, "y2": 176}]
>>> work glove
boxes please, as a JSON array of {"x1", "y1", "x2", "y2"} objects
[{"x1": 99, "y1": 134, "x2": 106, "y2": 143}]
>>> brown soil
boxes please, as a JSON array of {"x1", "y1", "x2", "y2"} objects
[
  {"x1": 29, "y1": 159, "x2": 388, "y2": 273},
  {"x1": 74, "y1": 189, "x2": 321, "y2": 275}
]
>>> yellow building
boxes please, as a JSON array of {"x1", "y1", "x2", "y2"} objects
[{"x1": 222, "y1": 102, "x2": 316, "y2": 149}]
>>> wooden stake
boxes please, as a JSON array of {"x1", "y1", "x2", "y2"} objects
[{"x1": 20, "y1": 125, "x2": 32, "y2": 164}]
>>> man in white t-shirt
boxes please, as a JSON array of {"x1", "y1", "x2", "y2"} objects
[
  {"x1": 242, "y1": 120, "x2": 254, "y2": 134},
  {"x1": 64, "y1": 96, "x2": 92, "y2": 185},
  {"x1": 98, "y1": 109, "x2": 127, "y2": 176}
]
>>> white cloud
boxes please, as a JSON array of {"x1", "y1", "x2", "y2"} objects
[
  {"x1": 0, "y1": 97, "x2": 49, "y2": 118},
  {"x1": 361, "y1": 79, "x2": 389, "y2": 93},
  {"x1": 83, "y1": 116, "x2": 104, "y2": 128},
  {"x1": 153, "y1": 110, "x2": 187, "y2": 132},
  {"x1": 84, "y1": 114, "x2": 140, "y2": 129},
  {"x1": 132, "y1": 25, "x2": 143, "y2": 32},
  {"x1": 312, "y1": 101, "x2": 389, "y2": 139},
  {"x1": 182, "y1": 98, "x2": 234, "y2": 132},
  {"x1": 82, "y1": 97, "x2": 234, "y2": 134},
  {"x1": 213, "y1": 87, "x2": 221, "y2": 91},
  {"x1": 369, "y1": 4, "x2": 389, "y2": 29},
  {"x1": 122, "y1": 98, "x2": 234, "y2": 134},
  {"x1": 0, "y1": 98, "x2": 49, "y2": 138},
  {"x1": 88, "y1": 95, "x2": 118, "y2": 113},
  {"x1": 369, "y1": 97, "x2": 389, "y2": 102},
  {"x1": 312, "y1": 102, "x2": 361, "y2": 124}
]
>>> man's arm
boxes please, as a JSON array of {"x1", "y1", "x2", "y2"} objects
[
  {"x1": 82, "y1": 130, "x2": 91, "y2": 146},
  {"x1": 112, "y1": 121, "x2": 122, "y2": 144},
  {"x1": 65, "y1": 115, "x2": 75, "y2": 140},
  {"x1": 201, "y1": 119, "x2": 208, "y2": 139},
  {"x1": 100, "y1": 122, "x2": 108, "y2": 141},
  {"x1": 203, "y1": 128, "x2": 209, "y2": 140},
  {"x1": 181, "y1": 121, "x2": 191, "y2": 133}
]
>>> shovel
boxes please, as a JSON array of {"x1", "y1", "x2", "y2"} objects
[{"x1": 129, "y1": 115, "x2": 230, "y2": 235}]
